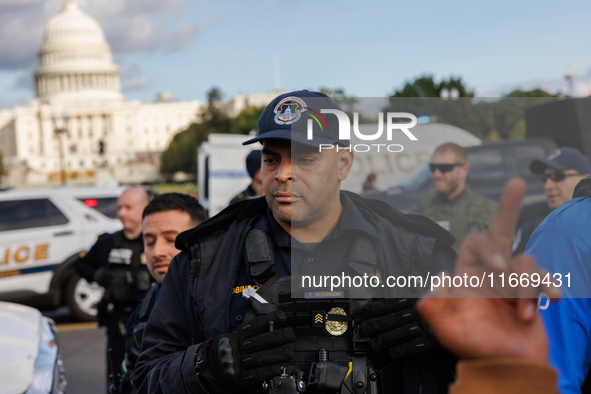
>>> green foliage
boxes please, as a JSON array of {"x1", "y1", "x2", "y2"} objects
[
  {"x1": 385, "y1": 76, "x2": 559, "y2": 140},
  {"x1": 0, "y1": 151, "x2": 5, "y2": 180},
  {"x1": 160, "y1": 124, "x2": 202, "y2": 175},
  {"x1": 161, "y1": 88, "x2": 266, "y2": 174},
  {"x1": 230, "y1": 105, "x2": 265, "y2": 135},
  {"x1": 391, "y1": 74, "x2": 474, "y2": 98},
  {"x1": 160, "y1": 83, "x2": 563, "y2": 176},
  {"x1": 161, "y1": 87, "x2": 232, "y2": 175},
  {"x1": 153, "y1": 182, "x2": 197, "y2": 195},
  {"x1": 505, "y1": 89, "x2": 560, "y2": 98},
  {"x1": 508, "y1": 118, "x2": 527, "y2": 140}
]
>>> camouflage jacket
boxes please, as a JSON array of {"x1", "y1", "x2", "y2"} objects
[{"x1": 410, "y1": 186, "x2": 496, "y2": 249}]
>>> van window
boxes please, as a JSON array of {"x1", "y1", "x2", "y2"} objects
[
  {"x1": 0, "y1": 199, "x2": 69, "y2": 232},
  {"x1": 467, "y1": 148, "x2": 507, "y2": 190},
  {"x1": 78, "y1": 197, "x2": 118, "y2": 219},
  {"x1": 512, "y1": 144, "x2": 548, "y2": 183}
]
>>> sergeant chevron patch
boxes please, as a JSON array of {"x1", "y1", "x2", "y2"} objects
[{"x1": 312, "y1": 310, "x2": 326, "y2": 328}]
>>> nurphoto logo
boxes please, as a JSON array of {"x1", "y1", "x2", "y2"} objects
[{"x1": 307, "y1": 109, "x2": 419, "y2": 153}]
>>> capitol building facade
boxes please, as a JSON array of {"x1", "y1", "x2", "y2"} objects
[{"x1": 0, "y1": 0, "x2": 205, "y2": 185}]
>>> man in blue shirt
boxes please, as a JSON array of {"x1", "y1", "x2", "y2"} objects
[
  {"x1": 513, "y1": 147, "x2": 591, "y2": 255},
  {"x1": 526, "y1": 175, "x2": 591, "y2": 394}
]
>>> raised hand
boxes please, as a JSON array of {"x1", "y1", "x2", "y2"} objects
[{"x1": 417, "y1": 178, "x2": 560, "y2": 363}]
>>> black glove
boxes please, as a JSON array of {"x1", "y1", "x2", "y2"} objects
[
  {"x1": 359, "y1": 298, "x2": 436, "y2": 360},
  {"x1": 92, "y1": 267, "x2": 111, "y2": 287},
  {"x1": 197, "y1": 310, "x2": 295, "y2": 391}
]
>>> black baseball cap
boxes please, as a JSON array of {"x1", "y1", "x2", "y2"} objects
[
  {"x1": 242, "y1": 90, "x2": 350, "y2": 147},
  {"x1": 530, "y1": 146, "x2": 591, "y2": 175}
]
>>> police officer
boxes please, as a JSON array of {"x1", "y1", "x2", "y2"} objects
[
  {"x1": 410, "y1": 143, "x2": 496, "y2": 249},
  {"x1": 132, "y1": 91, "x2": 459, "y2": 394},
  {"x1": 512, "y1": 146, "x2": 591, "y2": 255},
  {"x1": 230, "y1": 149, "x2": 264, "y2": 204},
  {"x1": 76, "y1": 186, "x2": 151, "y2": 389},
  {"x1": 120, "y1": 193, "x2": 206, "y2": 394}
]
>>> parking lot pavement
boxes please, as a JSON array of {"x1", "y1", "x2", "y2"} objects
[{"x1": 56, "y1": 320, "x2": 106, "y2": 393}]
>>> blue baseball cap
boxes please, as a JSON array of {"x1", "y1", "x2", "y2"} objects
[
  {"x1": 242, "y1": 90, "x2": 350, "y2": 147},
  {"x1": 530, "y1": 146, "x2": 591, "y2": 175}
]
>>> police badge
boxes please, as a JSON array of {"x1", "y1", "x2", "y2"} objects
[{"x1": 325, "y1": 307, "x2": 348, "y2": 336}]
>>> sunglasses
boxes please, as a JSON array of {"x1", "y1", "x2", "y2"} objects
[
  {"x1": 429, "y1": 163, "x2": 465, "y2": 173},
  {"x1": 541, "y1": 172, "x2": 582, "y2": 183}
]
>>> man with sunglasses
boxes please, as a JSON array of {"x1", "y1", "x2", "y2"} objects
[
  {"x1": 410, "y1": 143, "x2": 496, "y2": 248},
  {"x1": 512, "y1": 147, "x2": 591, "y2": 255},
  {"x1": 524, "y1": 156, "x2": 591, "y2": 393}
]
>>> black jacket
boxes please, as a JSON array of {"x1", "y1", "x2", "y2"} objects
[
  {"x1": 229, "y1": 184, "x2": 260, "y2": 205},
  {"x1": 132, "y1": 192, "x2": 457, "y2": 394},
  {"x1": 574, "y1": 176, "x2": 591, "y2": 198},
  {"x1": 512, "y1": 208, "x2": 551, "y2": 256},
  {"x1": 125, "y1": 283, "x2": 162, "y2": 368}
]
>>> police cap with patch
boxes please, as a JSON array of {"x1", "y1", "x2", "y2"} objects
[
  {"x1": 242, "y1": 90, "x2": 350, "y2": 147},
  {"x1": 530, "y1": 146, "x2": 591, "y2": 175}
]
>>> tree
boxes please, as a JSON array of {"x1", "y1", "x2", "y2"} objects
[
  {"x1": 160, "y1": 87, "x2": 232, "y2": 175},
  {"x1": 385, "y1": 75, "x2": 481, "y2": 137},
  {"x1": 505, "y1": 89, "x2": 560, "y2": 98},
  {"x1": 230, "y1": 105, "x2": 266, "y2": 135},
  {"x1": 385, "y1": 77, "x2": 560, "y2": 141},
  {"x1": 391, "y1": 74, "x2": 474, "y2": 98},
  {"x1": 490, "y1": 89, "x2": 560, "y2": 140}
]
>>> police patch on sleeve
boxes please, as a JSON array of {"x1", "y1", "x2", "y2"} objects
[{"x1": 273, "y1": 96, "x2": 307, "y2": 125}]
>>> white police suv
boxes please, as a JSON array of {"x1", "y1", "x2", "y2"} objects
[{"x1": 0, "y1": 186, "x2": 124, "y2": 321}]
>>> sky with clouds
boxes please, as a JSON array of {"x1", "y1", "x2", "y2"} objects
[{"x1": 1, "y1": 0, "x2": 591, "y2": 108}]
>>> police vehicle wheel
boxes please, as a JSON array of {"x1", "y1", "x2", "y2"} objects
[{"x1": 65, "y1": 274, "x2": 105, "y2": 322}]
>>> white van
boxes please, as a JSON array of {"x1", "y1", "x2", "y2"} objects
[
  {"x1": 0, "y1": 186, "x2": 124, "y2": 321},
  {"x1": 198, "y1": 134, "x2": 255, "y2": 217}
]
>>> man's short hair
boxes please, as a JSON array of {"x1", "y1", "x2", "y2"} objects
[
  {"x1": 142, "y1": 193, "x2": 206, "y2": 224},
  {"x1": 433, "y1": 143, "x2": 467, "y2": 163}
]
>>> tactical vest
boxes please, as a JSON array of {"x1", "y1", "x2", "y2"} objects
[
  {"x1": 184, "y1": 195, "x2": 457, "y2": 393},
  {"x1": 104, "y1": 231, "x2": 151, "y2": 306},
  {"x1": 421, "y1": 192, "x2": 491, "y2": 243},
  {"x1": 240, "y1": 219, "x2": 391, "y2": 394}
]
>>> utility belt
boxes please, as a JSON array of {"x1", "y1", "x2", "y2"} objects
[{"x1": 244, "y1": 277, "x2": 381, "y2": 394}]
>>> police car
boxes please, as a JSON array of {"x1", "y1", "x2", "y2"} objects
[
  {"x1": 0, "y1": 186, "x2": 125, "y2": 321},
  {"x1": 0, "y1": 301, "x2": 67, "y2": 394}
]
